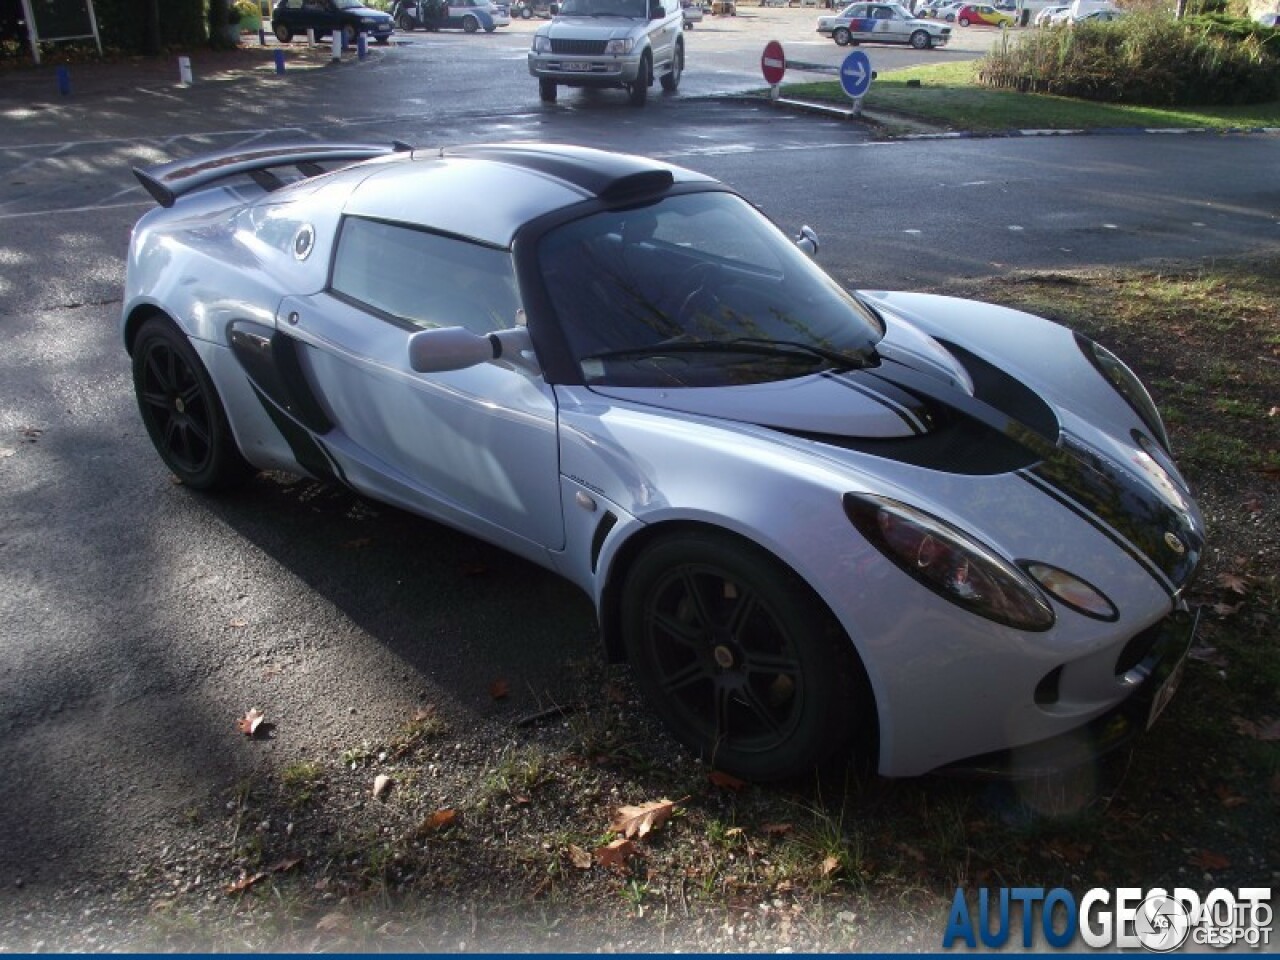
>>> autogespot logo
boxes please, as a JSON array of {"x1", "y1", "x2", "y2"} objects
[{"x1": 942, "y1": 886, "x2": 1273, "y2": 951}]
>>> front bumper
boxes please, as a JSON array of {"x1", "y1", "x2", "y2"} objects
[
  {"x1": 528, "y1": 52, "x2": 643, "y2": 85},
  {"x1": 938, "y1": 606, "x2": 1199, "y2": 779}
]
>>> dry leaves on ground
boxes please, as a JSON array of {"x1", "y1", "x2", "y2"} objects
[{"x1": 610, "y1": 797, "x2": 681, "y2": 840}]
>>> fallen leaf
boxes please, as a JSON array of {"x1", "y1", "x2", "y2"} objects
[
  {"x1": 489, "y1": 679, "x2": 510, "y2": 700},
  {"x1": 315, "y1": 911, "x2": 350, "y2": 933},
  {"x1": 610, "y1": 798, "x2": 680, "y2": 840},
  {"x1": 594, "y1": 837, "x2": 635, "y2": 868},
  {"x1": 1233, "y1": 716, "x2": 1280, "y2": 741},
  {"x1": 568, "y1": 844, "x2": 593, "y2": 869},
  {"x1": 225, "y1": 871, "x2": 267, "y2": 894},
  {"x1": 1213, "y1": 784, "x2": 1247, "y2": 809},
  {"x1": 762, "y1": 823, "x2": 794, "y2": 837},
  {"x1": 1189, "y1": 643, "x2": 1228, "y2": 666},
  {"x1": 228, "y1": 618, "x2": 248, "y2": 629},
  {"x1": 820, "y1": 855, "x2": 840, "y2": 877},
  {"x1": 420, "y1": 808, "x2": 458, "y2": 833},
  {"x1": 1212, "y1": 602, "x2": 1241, "y2": 618},
  {"x1": 1216, "y1": 572, "x2": 1249, "y2": 595},
  {"x1": 373, "y1": 774, "x2": 392, "y2": 798},
  {"x1": 236, "y1": 707, "x2": 265, "y2": 736},
  {"x1": 709, "y1": 770, "x2": 746, "y2": 791},
  {"x1": 1190, "y1": 850, "x2": 1231, "y2": 871}
]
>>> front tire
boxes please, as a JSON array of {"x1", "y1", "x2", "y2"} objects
[
  {"x1": 958, "y1": 15, "x2": 969, "y2": 24},
  {"x1": 621, "y1": 531, "x2": 869, "y2": 781},
  {"x1": 628, "y1": 53, "x2": 650, "y2": 106},
  {"x1": 398, "y1": 12, "x2": 415, "y2": 28},
  {"x1": 909, "y1": 28, "x2": 930, "y2": 47},
  {"x1": 539, "y1": 77, "x2": 557, "y2": 101},
  {"x1": 462, "y1": 14, "x2": 479, "y2": 30},
  {"x1": 660, "y1": 42, "x2": 682, "y2": 91},
  {"x1": 132, "y1": 317, "x2": 253, "y2": 491},
  {"x1": 832, "y1": 26, "x2": 850, "y2": 43},
  {"x1": 274, "y1": 22, "x2": 293, "y2": 42}
]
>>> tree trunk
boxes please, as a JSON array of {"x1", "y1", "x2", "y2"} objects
[{"x1": 209, "y1": 0, "x2": 236, "y2": 46}]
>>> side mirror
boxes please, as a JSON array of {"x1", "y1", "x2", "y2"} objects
[
  {"x1": 649, "y1": 0, "x2": 663, "y2": 16},
  {"x1": 408, "y1": 326, "x2": 533, "y2": 373},
  {"x1": 795, "y1": 225, "x2": 819, "y2": 258}
]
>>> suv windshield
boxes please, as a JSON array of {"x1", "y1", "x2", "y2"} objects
[
  {"x1": 537, "y1": 191, "x2": 884, "y2": 388},
  {"x1": 556, "y1": 0, "x2": 646, "y2": 14}
]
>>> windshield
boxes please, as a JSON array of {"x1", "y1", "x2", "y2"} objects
[
  {"x1": 536, "y1": 192, "x2": 884, "y2": 388},
  {"x1": 556, "y1": 0, "x2": 647, "y2": 15},
  {"x1": 335, "y1": 0, "x2": 368, "y2": 8}
]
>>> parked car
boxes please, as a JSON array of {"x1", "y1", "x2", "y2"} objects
[
  {"x1": 921, "y1": 0, "x2": 963, "y2": 20},
  {"x1": 681, "y1": 0, "x2": 704, "y2": 25},
  {"x1": 1034, "y1": 3, "x2": 1067, "y2": 25},
  {"x1": 710, "y1": 0, "x2": 736, "y2": 12},
  {"x1": 270, "y1": 0, "x2": 394, "y2": 43},
  {"x1": 817, "y1": 1, "x2": 950, "y2": 47},
  {"x1": 124, "y1": 141, "x2": 1202, "y2": 781},
  {"x1": 391, "y1": 0, "x2": 510, "y2": 31},
  {"x1": 527, "y1": 0, "x2": 685, "y2": 106},
  {"x1": 955, "y1": 2, "x2": 1012, "y2": 25},
  {"x1": 1073, "y1": 7, "x2": 1123, "y2": 21},
  {"x1": 512, "y1": 0, "x2": 556, "y2": 14}
]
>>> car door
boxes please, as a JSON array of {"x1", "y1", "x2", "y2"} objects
[
  {"x1": 276, "y1": 215, "x2": 565, "y2": 554},
  {"x1": 645, "y1": 0, "x2": 680, "y2": 74}
]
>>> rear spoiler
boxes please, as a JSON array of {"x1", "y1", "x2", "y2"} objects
[{"x1": 132, "y1": 140, "x2": 414, "y2": 208}]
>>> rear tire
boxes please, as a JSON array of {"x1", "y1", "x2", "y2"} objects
[
  {"x1": 132, "y1": 317, "x2": 253, "y2": 491},
  {"x1": 832, "y1": 26, "x2": 850, "y2": 43},
  {"x1": 660, "y1": 42, "x2": 682, "y2": 91},
  {"x1": 398, "y1": 12, "x2": 415, "y2": 28},
  {"x1": 910, "y1": 28, "x2": 930, "y2": 46},
  {"x1": 463, "y1": 14, "x2": 479, "y2": 30},
  {"x1": 958, "y1": 15, "x2": 969, "y2": 24},
  {"x1": 539, "y1": 77, "x2": 557, "y2": 101}
]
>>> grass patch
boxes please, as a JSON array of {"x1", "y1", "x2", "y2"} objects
[{"x1": 779, "y1": 60, "x2": 1280, "y2": 131}]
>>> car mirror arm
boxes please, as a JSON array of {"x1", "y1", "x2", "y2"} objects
[{"x1": 408, "y1": 325, "x2": 535, "y2": 373}]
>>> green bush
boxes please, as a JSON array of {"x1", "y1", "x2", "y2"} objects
[
  {"x1": 978, "y1": 12, "x2": 1280, "y2": 105},
  {"x1": 231, "y1": 0, "x2": 261, "y2": 28}
]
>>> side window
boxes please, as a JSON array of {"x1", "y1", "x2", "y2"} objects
[{"x1": 331, "y1": 217, "x2": 522, "y2": 334}]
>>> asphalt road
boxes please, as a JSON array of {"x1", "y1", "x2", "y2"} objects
[{"x1": 0, "y1": 14, "x2": 1278, "y2": 910}]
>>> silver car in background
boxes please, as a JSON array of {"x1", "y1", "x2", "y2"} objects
[
  {"x1": 528, "y1": 0, "x2": 685, "y2": 105},
  {"x1": 818, "y1": 1, "x2": 950, "y2": 46}
]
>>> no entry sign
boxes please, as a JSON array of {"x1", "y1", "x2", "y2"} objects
[{"x1": 761, "y1": 40, "x2": 785, "y2": 85}]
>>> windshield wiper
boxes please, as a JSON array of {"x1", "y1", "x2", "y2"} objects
[{"x1": 583, "y1": 337, "x2": 877, "y2": 370}]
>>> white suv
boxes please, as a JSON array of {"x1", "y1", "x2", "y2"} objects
[{"x1": 528, "y1": 0, "x2": 685, "y2": 106}]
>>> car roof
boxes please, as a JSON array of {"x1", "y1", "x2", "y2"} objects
[{"x1": 340, "y1": 144, "x2": 713, "y2": 247}]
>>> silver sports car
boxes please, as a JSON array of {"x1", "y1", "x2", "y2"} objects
[{"x1": 124, "y1": 142, "x2": 1202, "y2": 781}]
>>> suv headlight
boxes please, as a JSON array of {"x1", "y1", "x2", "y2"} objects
[
  {"x1": 844, "y1": 493, "x2": 1055, "y2": 631},
  {"x1": 603, "y1": 37, "x2": 634, "y2": 54},
  {"x1": 532, "y1": 33, "x2": 551, "y2": 51}
]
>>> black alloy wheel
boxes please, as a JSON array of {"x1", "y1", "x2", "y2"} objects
[
  {"x1": 628, "y1": 53, "x2": 650, "y2": 105},
  {"x1": 132, "y1": 317, "x2": 252, "y2": 491},
  {"x1": 660, "y1": 41, "x2": 682, "y2": 91},
  {"x1": 622, "y1": 531, "x2": 869, "y2": 780}
]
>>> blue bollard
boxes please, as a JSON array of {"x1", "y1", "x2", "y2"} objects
[
  {"x1": 55, "y1": 65, "x2": 71, "y2": 96},
  {"x1": 357, "y1": 31, "x2": 367, "y2": 59},
  {"x1": 274, "y1": 48, "x2": 285, "y2": 73}
]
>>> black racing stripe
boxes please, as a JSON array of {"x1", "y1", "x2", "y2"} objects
[
  {"x1": 250, "y1": 383, "x2": 344, "y2": 486},
  {"x1": 1028, "y1": 435, "x2": 1200, "y2": 589},
  {"x1": 1019, "y1": 469, "x2": 1177, "y2": 599},
  {"x1": 820, "y1": 371, "x2": 930, "y2": 435}
]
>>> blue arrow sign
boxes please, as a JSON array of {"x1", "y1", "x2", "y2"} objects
[{"x1": 839, "y1": 49, "x2": 872, "y2": 99}]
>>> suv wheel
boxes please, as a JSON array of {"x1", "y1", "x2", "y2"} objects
[
  {"x1": 539, "y1": 77, "x2": 558, "y2": 101},
  {"x1": 628, "y1": 53, "x2": 650, "y2": 106},
  {"x1": 660, "y1": 41, "x2": 682, "y2": 91},
  {"x1": 274, "y1": 23, "x2": 293, "y2": 42}
]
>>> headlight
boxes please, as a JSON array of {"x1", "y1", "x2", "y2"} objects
[
  {"x1": 1076, "y1": 333, "x2": 1170, "y2": 452},
  {"x1": 532, "y1": 33, "x2": 551, "y2": 51},
  {"x1": 1024, "y1": 563, "x2": 1117, "y2": 621},
  {"x1": 604, "y1": 37, "x2": 634, "y2": 54},
  {"x1": 844, "y1": 493, "x2": 1055, "y2": 631}
]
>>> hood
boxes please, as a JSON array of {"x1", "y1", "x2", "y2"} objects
[
  {"x1": 545, "y1": 15, "x2": 643, "y2": 37},
  {"x1": 588, "y1": 315, "x2": 974, "y2": 440}
]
